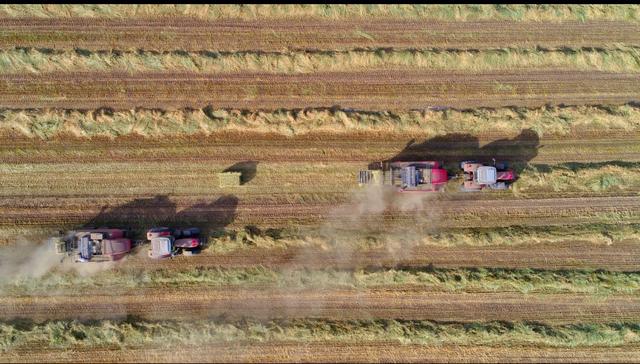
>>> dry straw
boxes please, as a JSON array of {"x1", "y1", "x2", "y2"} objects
[
  {"x1": 0, "y1": 5, "x2": 638, "y2": 22},
  {"x1": 2, "y1": 105, "x2": 639, "y2": 139},
  {"x1": 1, "y1": 48, "x2": 639, "y2": 74}
]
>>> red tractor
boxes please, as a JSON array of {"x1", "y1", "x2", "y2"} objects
[
  {"x1": 52, "y1": 228, "x2": 132, "y2": 262},
  {"x1": 460, "y1": 159, "x2": 516, "y2": 191},
  {"x1": 358, "y1": 161, "x2": 449, "y2": 192},
  {"x1": 147, "y1": 227, "x2": 202, "y2": 259}
]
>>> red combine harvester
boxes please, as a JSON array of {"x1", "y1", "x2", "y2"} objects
[
  {"x1": 460, "y1": 160, "x2": 516, "y2": 191},
  {"x1": 358, "y1": 161, "x2": 449, "y2": 192},
  {"x1": 53, "y1": 228, "x2": 132, "y2": 262},
  {"x1": 147, "y1": 227, "x2": 202, "y2": 259}
]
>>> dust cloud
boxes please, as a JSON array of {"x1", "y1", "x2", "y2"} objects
[
  {"x1": 272, "y1": 184, "x2": 443, "y2": 319},
  {"x1": 0, "y1": 237, "x2": 61, "y2": 283},
  {"x1": 315, "y1": 184, "x2": 442, "y2": 265},
  {"x1": 0, "y1": 235, "x2": 123, "y2": 286}
]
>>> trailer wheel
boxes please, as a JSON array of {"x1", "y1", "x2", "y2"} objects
[{"x1": 183, "y1": 249, "x2": 201, "y2": 256}]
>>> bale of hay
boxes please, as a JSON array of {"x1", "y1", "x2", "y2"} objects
[{"x1": 218, "y1": 172, "x2": 241, "y2": 187}]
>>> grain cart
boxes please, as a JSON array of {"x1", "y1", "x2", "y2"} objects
[
  {"x1": 53, "y1": 228, "x2": 132, "y2": 262},
  {"x1": 147, "y1": 227, "x2": 202, "y2": 259},
  {"x1": 358, "y1": 161, "x2": 449, "y2": 192},
  {"x1": 460, "y1": 159, "x2": 516, "y2": 191}
]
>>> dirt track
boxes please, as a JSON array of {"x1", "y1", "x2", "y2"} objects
[
  {"x1": 5, "y1": 342, "x2": 639, "y2": 363},
  {"x1": 1, "y1": 288, "x2": 637, "y2": 323},
  {"x1": 0, "y1": 18, "x2": 638, "y2": 51},
  {"x1": 0, "y1": 71, "x2": 638, "y2": 109}
]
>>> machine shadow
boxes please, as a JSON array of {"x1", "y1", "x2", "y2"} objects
[
  {"x1": 223, "y1": 161, "x2": 259, "y2": 185},
  {"x1": 376, "y1": 128, "x2": 541, "y2": 174},
  {"x1": 84, "y1": 194, "x2": 239, "y2": 244}
]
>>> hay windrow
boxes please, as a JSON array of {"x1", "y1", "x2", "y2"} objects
[
  {"x1": 1, "y1": 48, "x2": 640, "y2": 74},
  {"x1": 1, "y1": 319, "x2": 639, "y2": 351},
  {"x1": 0, "y1": 5, "x2": 638, "y2": 22},
  {"x1": 2, "y1": 105, "x2": 640, "y2": 139}
]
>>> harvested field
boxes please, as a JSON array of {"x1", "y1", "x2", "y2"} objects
[
  {"x1": 1, "y1": 4, "x2": 640, "y2": 363},
  {"x1": 8, "y1": 342, "x2": 640, "y2": 363},
  {"x1": 0, "y1": 19, "x2": 639, "y2": 51},
  {"x1": 125, "y1": 241, "x2": 640, "y2": 272},
  {"x1": 2, "y1": 288, "x2": 639, "y2": 323},
  {"x1": 2, "y1": 195, "x2": 640, "y2": 230},
  {"x1": 0, "y1": 71, "x2": 638, "y2": 109},
  {"x1": 2, "y1": 131, "x2": 640, "y2": 164}
]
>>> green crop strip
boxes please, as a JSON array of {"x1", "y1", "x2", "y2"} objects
[
  {"x1": 3, "y1": 266, "x2": 639, "y2": 296},
  {"x1": 1, "y1": 319, "x2": 640, "y2": 351},
  {"x1": 0, "y1": 48, "x2": 639, "y2": 74}
]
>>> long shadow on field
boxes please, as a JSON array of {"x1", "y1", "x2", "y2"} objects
[
  {"x1": 372, "y1": 128, "x2": 540, "y2": 174},
  {"x1": 84, "y1": 194, "x2": 238, "y2": 240},
  {"x1": 223, "y1": 161, "x2": 259, "y2": 185}
]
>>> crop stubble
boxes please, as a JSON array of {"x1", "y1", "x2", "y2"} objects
[
  {"x1": 1, "y1": 288, "x2": 638, "y2": 323},
  {"x1": 0, "y1": 71, "x2": 637, "y2": 110},
  {"x1": 5, "y1": 342, "x2": 639, "y2": 363},
  {"x1": 0, "y1": 18, "x2": 638, "y2": 51},
  {"x1": 2, "y1": 135, "x2": 640, "y2": 165},
  {"x1": 129, "y1": 241, "x2": 640, "y2": 272}
]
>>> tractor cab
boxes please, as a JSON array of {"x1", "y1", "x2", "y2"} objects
[
  {"x1": 461, "y1": 161, "x2": 516, "y2": 191},
  {"x1": 77, "y1": 234, "x2": 94, "y2": 262},
  {"x1": 147, "y1": 227, "x2": 202, "y2": 259},
  {"x1": 475, "y1": 166, "x2": 498, "y2": 185},
  {"x1": 149, "y1": 236, "x2": 175, "y2": 259}
]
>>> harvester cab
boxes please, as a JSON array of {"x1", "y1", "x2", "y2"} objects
[
  {"x1": 359, "y1": 161, "x2": 449, "y2": 192},
  {"x1": 147, "y1": 227, "x2": 202, "y2": 259}
]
